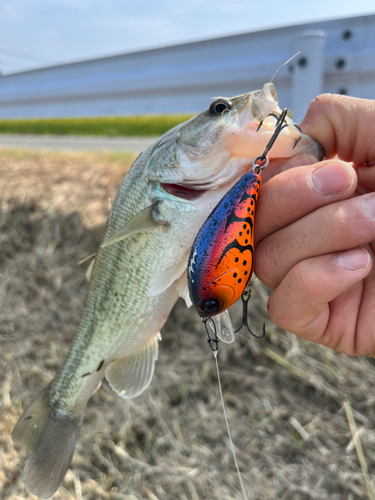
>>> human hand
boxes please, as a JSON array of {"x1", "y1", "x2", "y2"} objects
[{"x1": 254, "y1": 94, "x2": 375, "y2": 357}]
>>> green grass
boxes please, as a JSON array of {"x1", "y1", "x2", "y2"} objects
[{"x1": 0, "y1": 115, "x2": 195, "y2": 136}]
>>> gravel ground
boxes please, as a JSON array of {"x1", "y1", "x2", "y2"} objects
[{"x1": 1, "y1": 149, "x2": 375, "y2": 500}]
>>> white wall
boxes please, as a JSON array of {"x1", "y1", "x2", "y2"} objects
[{"x1": 0, "y1": 15, "x2": 374, "y2": 122}]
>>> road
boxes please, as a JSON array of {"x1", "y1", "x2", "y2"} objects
[{"x1": 0, "y1": 134, "x2": 159, "y2": 154}]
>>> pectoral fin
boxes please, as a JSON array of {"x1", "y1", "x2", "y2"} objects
[
  {"x1": 148, "y1": 253, "x2": 189, "y2": 297},
  {"x1": 176, "y1": 273, "x2": 193, "y2": 308},
  {"x1": 105, "y1": 333, "x2": 160, "y2": 399},
  {"x1": 101, "y1": 203, "x2": 168, "y2": 249}
]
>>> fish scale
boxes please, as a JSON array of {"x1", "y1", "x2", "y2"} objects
[{"x1": 50, "y1": 153, "x2": 177, "y2": 409}]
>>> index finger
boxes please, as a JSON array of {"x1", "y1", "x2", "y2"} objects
[{"x1": 299, "y1": 94, "x2": 375, "y2": 165}]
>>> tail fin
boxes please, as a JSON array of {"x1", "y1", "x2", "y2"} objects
[{"x1": 12, "y1": 386, "x2": 82, "y2": 499}]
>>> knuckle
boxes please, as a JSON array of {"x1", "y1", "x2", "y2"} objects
[
  {"x1": 305, "y1": 93, "x2": 343, "y2": 118},
  {"x1": 320, "y1": 205, "x2": 348, "y2": 240},
  {"x1": 340, "y1": 200, "x2": 375, "y2": 239},
  {"x1": 320, "y1": 200, "x2": 372, "y2": 245}
]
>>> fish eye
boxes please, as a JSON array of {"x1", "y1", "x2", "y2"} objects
[
  {"x1": 202, "y1": 299, "x2": 220, "y2": 313},
  {"x1": 209, "y1": 99, "x2": 232, "y2": 115}
]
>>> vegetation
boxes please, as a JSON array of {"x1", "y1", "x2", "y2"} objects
[
  {"x1": 0, "y1": 115, "x2": 195, "y2": 136},
  {"x1": 2, "y1": 149, "x2": 375, "y2": 499}
]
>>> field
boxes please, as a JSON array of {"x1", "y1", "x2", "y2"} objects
[
  {"x1": 1, "y1": 148, "x2": 375, "y2": 500},
  {"x1": 0, "y1": 116, "x2": 194, "y2": 137}
]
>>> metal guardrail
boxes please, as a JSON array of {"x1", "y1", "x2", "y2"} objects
[{"x1": 0, "y1": 14, "x2": 374, "y2": 122}]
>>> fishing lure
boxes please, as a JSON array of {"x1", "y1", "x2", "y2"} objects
[
  {"x1": 187, "y1": 161, "x2": 265, "y2": 348},
  {"x1": 188, "y1": 171, "x2": 260, "y2": 317},
  {"x1": 187, "y1": 109, "x2": 288, "y2": 350}
]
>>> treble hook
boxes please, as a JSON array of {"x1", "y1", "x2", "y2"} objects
[
  {"x1": 234, "y1": 285, "x2": 266, "y2": 339},
  {"x1": 258, "y1": 108, "x2": 288, "y2": 162},
  {"x1": 203, "y1": 317, "x2": 219, "y2": 352},
  {"x1": 257, "y1": 108, "x2": 303, "y2": 151},
  {"x1": 256, "y1": 109, "x2": 288, "y2": 132}
]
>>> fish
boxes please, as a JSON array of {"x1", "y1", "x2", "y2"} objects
[{"x1": 12, "y1": 83, "x2": 324, "y2": 499}]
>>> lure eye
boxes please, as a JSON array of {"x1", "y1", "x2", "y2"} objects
[
  {"x1": 202, "y1": 299, "x2": 220, "y2": 313},
  {"x1": 209, "y1": 99, "x2": 232, "y2": 115}
]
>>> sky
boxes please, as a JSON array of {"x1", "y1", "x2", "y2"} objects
[{"x1": 1, "y1": 0, "x2": 374, "y2": 75}]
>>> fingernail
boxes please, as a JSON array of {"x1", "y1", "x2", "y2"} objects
[
  {"x1": 336, "y1": 248, "x2": 370, "y2": 270},
  {"x1": 312, "y1": 162, "x2": 353, "y2": 195},
  {"x1": 363, "y1": 196, "x2": 375, "y2": 220}
]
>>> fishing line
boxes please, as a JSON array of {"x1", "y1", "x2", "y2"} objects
[
  {"x1": 271, "y1": 51, "x2": 301, "y2": 83},
  {"x1": 213, "y1": 351, "x2": 249, "y2": 500}
]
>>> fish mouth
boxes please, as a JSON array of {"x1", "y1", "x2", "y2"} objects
[
  {"x1": 160, "y1": 183, "x2": 207, "y2": 201},
  {"x1": 151, "y1": 83, "x2": 324, "y2": 198},
  {"x1": 175, "y1": 125, "x2": 324, "y2": 193},
  {"x1": 176, "y1": 84, "x2": 324, "y2": 191},
  {"x1": 167, "y1": 125, "x2": 324, "y2": 198},
  {"x1": 160, "y1": 160, "x2": 254, "y2": 201}
]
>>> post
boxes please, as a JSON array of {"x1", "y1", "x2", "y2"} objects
[{"x1": 292, "y1": 31, "x2": 326, "y2": 124}]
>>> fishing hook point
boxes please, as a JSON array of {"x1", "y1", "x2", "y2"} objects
[
  {"x1": 256, "y1": 110, "x2": 287, "y2": 133},
  {"x1": 234, "y1": 285, "x2": 266, "y2": 339},
  {"x1": 293, "y1": 136, "x2": 302, "y2": 150}
]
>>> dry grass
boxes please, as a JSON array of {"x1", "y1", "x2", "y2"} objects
[
  {"x1": 1, "y1": 148, "x2": 375, "y2": 500},
  {"x1": 0, "y1": 149, "x2": 135, "y2": 228}
]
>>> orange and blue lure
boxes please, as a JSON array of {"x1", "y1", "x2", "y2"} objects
[
  {"x1": 187, "y1": 109, "x2": 288, "y2": 351},
  {"x1": 187, "y1": 170, "x2": 260, "y2": 319},
  {"x1": 187, "y1": 164, "x2": 266, "y2": 351}
]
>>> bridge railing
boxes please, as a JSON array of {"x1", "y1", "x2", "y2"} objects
[{"x1": 0, "y1": 14, "x2": 374, "y2": 121}]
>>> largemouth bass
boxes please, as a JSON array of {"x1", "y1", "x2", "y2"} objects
[{"x1": 12, "y1": 83, "x2": 324, "y2": 499}]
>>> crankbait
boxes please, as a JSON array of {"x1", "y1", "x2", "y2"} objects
[
  {"x1": 187, "y1": 109, "x2": 288, "y2": 350},
  {"x1": 188, "y1": 168, "x2": 261, "y2": 315}
]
